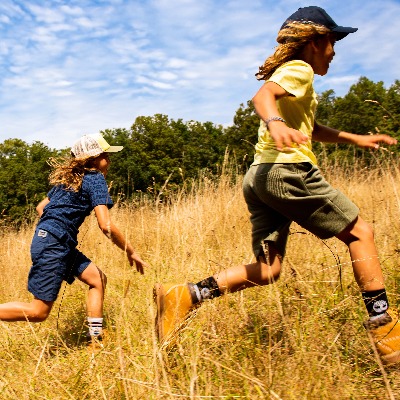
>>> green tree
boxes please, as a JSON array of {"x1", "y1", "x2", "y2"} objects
[
  {"x1": 314, "y1": 78, "x2": 399, "y2": 164},
  {"x1": 329, "y1": 77, "x2": 387, "y2": 134},
  {"x1": 0, "y1": 139, "x2": 56, "y2": 224},
  {"x1": 316, "y1": 89, "x2": 336, "y2": 125},
  {"x1": 1, "y1": 77, "x2": 398, "y2": 223},
  {"x1": 104, "y1": 115, "x2": 225, "y2": 197},
  {"x1": 379, "y1": 80, "x2": 400, "y2": 140},
  {"x1": 177, "y1": 119, "x2": 225, "y2": 178},
  {"x1": 223, "y1": 100, "x2": 260, "y2": 170},
  {"x1": 102, "y1": 127, "x2": 144, "y2": 199}
]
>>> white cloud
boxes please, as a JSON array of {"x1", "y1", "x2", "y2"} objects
[
  {"x1": 0, "y1": 14, "x2": 11, "y2": 23},
  {"x1": 25, "y1": 3, "x2": 66, "y2": 24},
  {"x1": 0, "y1": 0, "x2": 399, "y2": 149}
]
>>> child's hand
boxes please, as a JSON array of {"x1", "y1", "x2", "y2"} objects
[
  {"x1": 127, "y1": 250, "x2": 147, "y2": 274},
  {"x1": 355, "y1": 134, "x2": 397, "y2": 149},
  {"x1": 269, "y1": 124, "x2": 309, "y2": 151}
]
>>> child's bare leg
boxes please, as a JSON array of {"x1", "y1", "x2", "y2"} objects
[
  {"x1": 153, "y1": 244, "x2": 282, "y2": 342},
  {"x1": 78, "y1": 262, "x2": 107, "y2": 318},
  {"x1": 214, "y1": 244, "x2": 282, "y2": 294},
  {"x1": 336, "y1": 215, "x2": 390, "y2": 322},
  {"x1": 0, "y1": 298, "x2": 53, "y2": 322},
  {"x1": 336, "y1": 216, "x2": 384, "y2": 291},
  {"x1": 78, "y1": 262, "x2": 107, "y2": 339}
]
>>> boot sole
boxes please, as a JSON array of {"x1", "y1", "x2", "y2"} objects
[
  {"x1": 153, "y1": 283, "x2": 166, "y2": 343},
  {"x1": 382, "y1": 350, "x2": 400, "y2": 365}
]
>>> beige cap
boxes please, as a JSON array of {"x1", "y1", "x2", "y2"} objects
[{"x1": 71, "y1": 133, "x2": 123, "y2": 159}]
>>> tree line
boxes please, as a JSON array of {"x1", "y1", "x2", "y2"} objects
[{"x1": 1, "y1": 77, "x2": 399, "y2": 225}]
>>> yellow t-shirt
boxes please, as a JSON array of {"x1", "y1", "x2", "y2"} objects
[{"x1": 252, "y1": 60, "x2": 318, "y2": 165}]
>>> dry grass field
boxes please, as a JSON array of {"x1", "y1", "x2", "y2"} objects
[{"x1": 1, "y1": 156, "x2": 400, "y2": 399}]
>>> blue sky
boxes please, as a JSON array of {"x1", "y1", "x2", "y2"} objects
[{"x1": 0, "y1": 0, "x2": 399, "y2": 150}]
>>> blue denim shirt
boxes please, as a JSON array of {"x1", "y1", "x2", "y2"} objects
[{"x1": 37, "y1": 170, "x2": 113, "y2": 244}]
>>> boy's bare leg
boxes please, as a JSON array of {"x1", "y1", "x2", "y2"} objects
[
  {"x1": 154, "y1": 244, "x2": 282, "y2": 343},
  {"x1": 336, "y1": 216, "x2": 385, "y2": 291},
  {"x1": 214, "y1": 244, "x2": 282, "y2": 294},
  {"x1": 78, "y1": 262, "x2": 107, "y2": 318},
  {"x1": 79, "y1": 262, "x2": 107, "y2": 348},
  {"x1": 336, "y1": 216, "x2": 400, "y2": 364},
  {"x1": 0, "y1": 298, "x2": 53, "y2": 322}
]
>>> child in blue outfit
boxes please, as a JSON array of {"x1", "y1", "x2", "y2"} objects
[
  {"x1": 0, "y1": 133, "x2": 146, "y2": 347},
  {"x1": 154, "y1": 6, "x2": 400, "y2": 364}
]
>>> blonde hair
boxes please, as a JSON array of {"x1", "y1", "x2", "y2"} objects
[
  {"x1": 256, "y1": 22, "x2": 331, "y2": 80},
  {"x1": 48, "y1": 155, "x2": 99, "y2": 192}
]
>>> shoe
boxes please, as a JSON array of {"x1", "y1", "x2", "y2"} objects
[
  {"x1": 365, "y1": 309, "x2": 400, "y2": 364},
  {"x1": 87, "y1": 330, "x2": 107, "y2": 354},
  {"x1": 153, "y1": 283, "x2": 196, "y2": 345}
]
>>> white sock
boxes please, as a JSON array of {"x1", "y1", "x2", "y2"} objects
[{"x1": 87, "y1": 317, "x2": 103, "y2": 336}]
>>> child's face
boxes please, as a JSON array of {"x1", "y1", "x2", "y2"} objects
[
  {"x1": 92, "y1": 152, "x2": 111, "y2": 176},
  {"x1": 310, "y1": 34, "x2": 336, "y2": 76}
]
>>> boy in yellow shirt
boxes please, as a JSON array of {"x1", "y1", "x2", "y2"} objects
[{"x1": 154, "y1": 6, "x2": 400, "y2": 364}]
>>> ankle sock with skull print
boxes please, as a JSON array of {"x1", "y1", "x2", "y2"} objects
[
  {"x1": 362, "y1": 289, "x2": 389, "y2": 320},
  {"x1": 189, "y1": 277, "x2": 221, "y2": 304}
]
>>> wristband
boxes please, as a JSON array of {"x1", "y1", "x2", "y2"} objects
[{"x1": 265, "y1": 116, "x2": 286, "y2": 129}]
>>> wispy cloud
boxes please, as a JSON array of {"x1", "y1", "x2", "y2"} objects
[{"x1": 0, "y1": 0, "x2": 399, "y2": 149}]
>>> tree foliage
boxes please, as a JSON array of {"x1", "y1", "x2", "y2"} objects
[
  {"x1": 314, "y1": 77, "x2": 400, "y2": 161},
  {"x1": 0, "y1": 139, "x2": 58, "y2": 225},
  {"x1": 103, "y1": 115, "x2": 225, "y2": 197},
  {"x1": 0, "y1": 76, "x2": 398, "y2": 224},
  {"x1": 328, "y1": 77, "x2": 388, "y2": 134},
  {"x1": 222, "y1": 100, "x2": 260, "y2": 171}
]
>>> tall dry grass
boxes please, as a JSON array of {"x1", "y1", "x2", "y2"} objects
[{"x1": 1, "y1": 155, "x2": 400, "y2": 399}]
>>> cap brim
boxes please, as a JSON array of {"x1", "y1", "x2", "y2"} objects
[
  {"x1": 105, "y1": 146, "x2": 124, "y2": 153},
  {"x1": 332, "y1": 26, "x2": 358, "y2": 40}
]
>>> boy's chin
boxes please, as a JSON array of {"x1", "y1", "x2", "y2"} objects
[{"x1": 316, "y1": 68, "x2": 329, "y2": 76}]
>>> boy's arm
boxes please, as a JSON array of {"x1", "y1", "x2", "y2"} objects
[
  {"x1": 252, "y1": 81, "x2": 308, "y2": 150},
  {"x1": 94, "y1": 204, "x2": 146, "y2": 274},
  {"x1": 36, "y1": 197, "x2": 50, "y2": 217},
  {"x1": 312, "y1": 122, "x2": 397, "y2": 148}
]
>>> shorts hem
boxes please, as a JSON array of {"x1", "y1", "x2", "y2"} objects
[{"x1": 28, "y1": 288, "x2": 58, "y2": 302}]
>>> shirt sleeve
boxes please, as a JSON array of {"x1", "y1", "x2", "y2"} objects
[
  {"x1": 86, "y1": 173, "x2": 114, "y2": 209},
  {"x1": 47, "y1": 186, "x2": 57, "y2": 199},
  {"x1": 268, "y1": 60, "x2": 314, "y2": 99}
]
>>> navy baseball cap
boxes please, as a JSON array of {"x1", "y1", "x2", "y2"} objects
[{"x1": 281, "y1": 6, "x2": 358, "y2": 40}]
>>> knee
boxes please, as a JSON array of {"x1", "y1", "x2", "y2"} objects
[
  {"x1": 31, "y1": 313, "x2": 49, "y2": 322},
  {"x1": 258, "y1": 258, "x2": 282, "y2": 285},
  {"x1": 352, "y1": 218, "x2": 375, "y2": 242},
  {"x1": 338, "y1": 217, "x2": 375, "y2": 245},
  {"x1": 93, "y1": 270, "x2": 107, "y2": 290},
  {"x1": 28, "y1": 307, "x2": 51, "y2": 322}
]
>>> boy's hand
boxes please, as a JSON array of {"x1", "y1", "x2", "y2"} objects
[
  {"x1": 354, "y1": 134, "x2": 397, "y2": 149},
  {"x1": 269, "y1": 123, "x2": 309, "y2": 151},
  {"x1": 127, "y1": 250, "x2": 147, "y2": 274}
]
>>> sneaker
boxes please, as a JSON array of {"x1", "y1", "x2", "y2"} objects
[
  {"x1": 365, "y1": 309, "x2": 400, "y2": 364},
  {"x1": 153, "y1": 283, "x2": 196, "y2": 344}
]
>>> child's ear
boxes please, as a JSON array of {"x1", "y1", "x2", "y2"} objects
[
  {"x1": 302, "y1": 40, "x2": 318, "y2": 56},
  {"x1": 309, "y1": 39, "x2": 320, "y2": 53}
]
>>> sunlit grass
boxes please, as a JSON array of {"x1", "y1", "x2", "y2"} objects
[{"x1": 1, "y1": 155, "x2": 400, "y2": 399}]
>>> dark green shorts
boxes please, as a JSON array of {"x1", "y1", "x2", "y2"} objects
[{"x1": 242, "y1": 163, "x2": 359, "y2": 258}]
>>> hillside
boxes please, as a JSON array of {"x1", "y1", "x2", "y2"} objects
[{"x1": 1, "y1": 159, "x2": 400, "y2": 399}]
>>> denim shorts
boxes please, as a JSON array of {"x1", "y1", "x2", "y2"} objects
[
  {"x1": 242, "y1": 163, "x2": 359, "y2": 258},
  {"x1": 28, "y1": 229, "x2": 91, "y2": 301}
]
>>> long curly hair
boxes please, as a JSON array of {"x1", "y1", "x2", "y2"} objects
[
  {"x1": 47, "y1": 155, "x2": 99, "y2": 192},
  {"x1": 255, "y1": 22, "x2": 331, "y2": 81}
]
